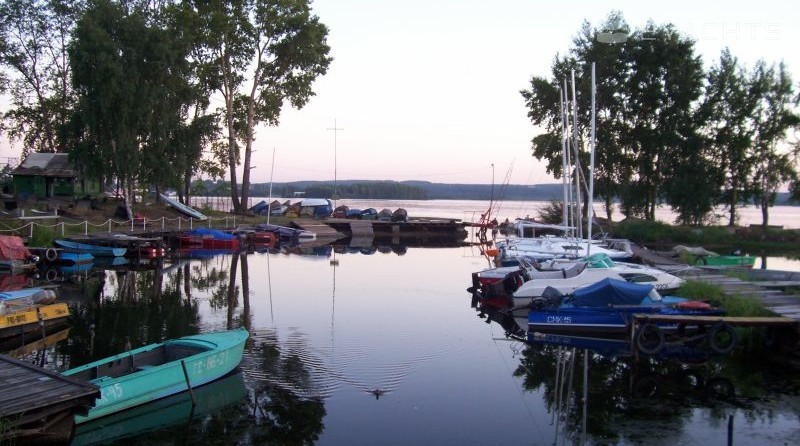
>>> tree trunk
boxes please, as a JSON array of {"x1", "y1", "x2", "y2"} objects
[
  {"x1": 227, "y1": 133, "x2": 241, "y2": 212},
  {"x1": 761, "y1": 196, "x2": 769, "y2": 228},
  {"x1": 727, "y1": 185, "x2": 738, "y2": 226}
]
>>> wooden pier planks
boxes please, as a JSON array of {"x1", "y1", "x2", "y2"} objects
[{"x1": 0, "y1": 354, "x2": 98, "y2": 443}]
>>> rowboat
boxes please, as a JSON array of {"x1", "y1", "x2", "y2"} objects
[
  {"x1": 62, "y1": 328, "x2": 248, "y2": 424},
  {"x1": 0, "y1": 301, "x2": 70, "y2": 340},
  {"x1": 55, "y1": 239, "x2": 127, "y2": 257}
]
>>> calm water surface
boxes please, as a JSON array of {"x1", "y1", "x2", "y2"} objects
[{"x1": 11, "y1": 199, "x2": 800, "y2": 445}]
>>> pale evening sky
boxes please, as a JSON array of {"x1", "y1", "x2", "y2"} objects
[{"x1": 1, "y1": 0, "x2": 797, "y2": 186}]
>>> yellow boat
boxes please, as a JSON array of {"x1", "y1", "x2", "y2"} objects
[{"x1": 0, "y1": 302, "x2": 70, "y2": 339}]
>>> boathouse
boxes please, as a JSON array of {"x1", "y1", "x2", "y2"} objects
[{"x1": 10, "y1": 152, "x2": 101, "y2": 200}]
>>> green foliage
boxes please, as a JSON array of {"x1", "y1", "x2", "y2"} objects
[
  {"x1": 0, "y1": 0, "x2": 84, "y2": 155},
  {"x1": 613, "y1": 219, "x2": 737, "y2": 245},
  {"x1": 68, "y1": 0, "x2": 214, "y2": 204},
  {"x1": 536, "y1": 199, "x2": 564, "y2": 225},
  {"x1": 29, "y1": 224, "x2": 56, "y2": 247},
  {"x1": 184, "y1": 0, "x2": 333, "y2": 212},
  {"x1": 521, "y1": 12, "x2": 800, "y2": 228}
]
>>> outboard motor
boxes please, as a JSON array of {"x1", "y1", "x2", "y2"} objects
[{"x1": 531, "y1": 286, "x2": 564, "y2": 310}]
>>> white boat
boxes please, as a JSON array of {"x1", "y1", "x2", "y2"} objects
[
  {"x1": 470, "y1": 253, "x2": 685, "y2": 309},
  {"x1": 159, "y1": 194, "x2": 207, "y2": 220},
  {"x1": 496, "y1": 234, "x2": 632, "y2": 263}
]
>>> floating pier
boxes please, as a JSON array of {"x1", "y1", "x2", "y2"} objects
[{"x1": 0, "y1": 354, "x2": 98, "y2": 444}]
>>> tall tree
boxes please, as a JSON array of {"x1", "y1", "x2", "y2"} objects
[
  {"x1": 69, "y1": 0, "x2": 208, "y2": 209},
  {"x1": 521, "y1": 13, "x2": 706, "y2": 223},
  {"x1": 0, "y1": 0, "x2": 84, "y2": 155},
  {"x1": 184, "y1": 0, "x2": 332, "y2": 213},
  {"x1": 521, "y1": 13, "x2": 632, "y2": 222},
  {"x1": 621, "y1": 22, "x2": 705, "y2": 221},
  {"x1": 748, "y1": 61, "x2": 800, "y2": 227},
  {"x1": 700, "y1": 49, "x2": 757, "y2": 226}
]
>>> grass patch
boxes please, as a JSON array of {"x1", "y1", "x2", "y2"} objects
[
  {"x1": 678, "y1": 279, "x2": 776, "y2": 317},
  {"x1": 28, "y1": 224, "x2": 57, "y2": 247}
]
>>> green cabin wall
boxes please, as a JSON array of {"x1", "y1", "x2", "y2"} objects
[{"x1": 12, "y1": 175, "x2": 102, "y2": 199}]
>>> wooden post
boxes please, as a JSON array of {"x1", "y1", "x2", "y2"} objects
[{"x1": 180, "y1": 360, "x2": 196, "y2": 406}]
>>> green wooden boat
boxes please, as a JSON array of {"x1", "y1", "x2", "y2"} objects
[
  {"x1": 694, "y1": 255, "x2": 756, "y2": 268},
  {"x1": 62, "y1": 328, "x2": 248, "y2": 424}
]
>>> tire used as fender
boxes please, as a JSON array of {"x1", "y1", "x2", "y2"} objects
[
  {"x1": 707, "y1": 323, "x2": 737, "y2": 354},
  {"x1": 45, "y1": 247, "x2": 58, "y2": 262},
  {"x1": 636, "y1": 323, "x2": 665, "y2": 355}
]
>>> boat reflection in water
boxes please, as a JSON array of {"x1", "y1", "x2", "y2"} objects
[
  {"x1": 474, "y1": 302, "x2": 746, "y2": 445},
  {"x1": 71, "y1": 370, "x2": 247, "y2": 446}
]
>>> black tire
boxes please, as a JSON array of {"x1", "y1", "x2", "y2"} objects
[
  {"x1": 707, "y1": 323, "x2": 737, "y2": 354},
  {"x1": 636, "y1": 323, "x2": 665, "y2": 355},
  {"x1": 45, "y1": 267, "x2": 58, "y2": 282}
]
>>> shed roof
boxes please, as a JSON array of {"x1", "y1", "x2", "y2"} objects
[{"x1": 12, "y1": 152, "x2": 77, "y2": 177}]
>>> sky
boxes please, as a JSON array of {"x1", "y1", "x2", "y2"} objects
[{"x1": 2, "y1": 0, "x2": 798, "y2": 186}]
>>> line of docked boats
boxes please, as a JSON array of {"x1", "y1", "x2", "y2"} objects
[{"x1": 469, "y1": 229, "x2": 738, "y2": 354}]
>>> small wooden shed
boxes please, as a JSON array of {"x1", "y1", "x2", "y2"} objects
[{"x1": 11, "y1": 152, "x2": 101, "y2": 199}]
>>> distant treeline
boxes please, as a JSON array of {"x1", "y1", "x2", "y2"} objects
[
  {"x1": 199, "y1": 180, "x2": 568, "y2": 201},
  {"x1": 197, "y1": 179, "x2": 796, "y2": 204}
]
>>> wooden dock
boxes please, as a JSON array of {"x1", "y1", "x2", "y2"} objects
[
  {"x1": 678, "y1": 269, "x2": 800, "y2": 321},
  {"x1": 0, "y1": 354, "x2": 98, "y2": 444},
  {"x1": 291, "y1": 219, "x2": 344, "y2": 239},
  {"x1": 323, "y1": 218, "x2": 468, "y2": 241},
  {"x1": 626, "y1": 242, "x2": 800, "y2": 321}
]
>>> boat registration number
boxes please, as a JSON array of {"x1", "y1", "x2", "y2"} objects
[
  {"x1": 98, "y1": 383, "x2": 124, "y2": 404},
  {"x1": 546, "y1": 316, "x2": 572, "y2": 324},
  {"x1": 191, "y1": 351, "x2": 230, "y2": 375}
]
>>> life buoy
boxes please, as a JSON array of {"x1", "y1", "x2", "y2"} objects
[
  {"x1": 707, "y1": 323, "x2": 737, "y2": 354},
  {"x1": 636, "y1": 323, "x2": 665, "y2": 355},
  {"x1": 45, "y1": 247, "x2": 58, "y2": 262}
]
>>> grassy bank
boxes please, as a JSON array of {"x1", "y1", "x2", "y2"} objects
[{"x1": 612, "y1": 219, "x2": 800, "y2": 258}]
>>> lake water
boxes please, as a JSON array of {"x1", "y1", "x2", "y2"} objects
[{"x1": 10, "y1": 199, "x2": 800, "y2": 445}]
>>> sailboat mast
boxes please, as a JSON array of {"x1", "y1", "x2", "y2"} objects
[
  {"x1": 570, "y1": 70, "x2": 582, "y2": 240},
  {"x1": 588, "y1": 62, "x2": 596, "y2": 253},
  {"x1": 560, "y1": 84, "x2": 569, "y2": 231}
]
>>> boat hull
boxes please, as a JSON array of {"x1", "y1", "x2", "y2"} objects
[
  {"x1": 0, "y1": 302, "x2": 70, "y2": 340},
  {"x1": 527, "y1": 306, "x2": 724, "y2": 336},
  {"x1": 63, "y1": 328, "x2": 248, "y2": 424},
  {"x1": 55, "y1": 239, "x2": 127, "y2": 257}
]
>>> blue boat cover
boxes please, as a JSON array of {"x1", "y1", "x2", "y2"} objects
[
  {"x1": 570, "y1": 278, "x2": 654, "y2": 307},
  {"x1": 184, "y1": 227, "x2": 237, "y2": 240}
]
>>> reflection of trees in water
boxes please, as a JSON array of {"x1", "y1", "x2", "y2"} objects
[
  {"x1": 244, "y1": 330, "x2": 327, "y2": 445},
  {"x1": 515, "y1": 343, "x2": 748, "y2": 444},
  {"x1": 60, "y1": 268, "x2": 200, "y2": 367}
]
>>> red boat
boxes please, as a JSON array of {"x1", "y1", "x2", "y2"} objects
[{"x1": 179, "y1": 228, "x2": 240, "y2": 250}]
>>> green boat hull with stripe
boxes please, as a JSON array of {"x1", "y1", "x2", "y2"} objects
[{"x1": 62, "y1": 328, "x2": 248, "y2": 424}]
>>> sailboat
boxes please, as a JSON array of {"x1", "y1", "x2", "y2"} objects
[{"x1": 495, "y1": 65, "x2": 630, "y2": 264}]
